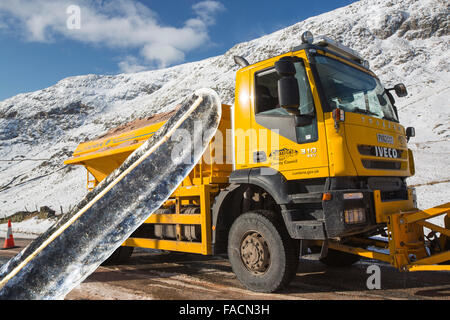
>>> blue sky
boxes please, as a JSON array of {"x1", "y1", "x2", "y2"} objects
[{"x1": 0, "y1": 0, "x2": 356, "y2": 101}]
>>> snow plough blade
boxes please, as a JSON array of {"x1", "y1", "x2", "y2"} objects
[
  {"x1": 327, "y1": 199, "x2": 450, "y2": 272},
  {"x1": 0, "y1": 88, "x2": 222, "y2": 299},
  {"x1": 387, "y1": 202, "x2": 450, "y2": 271}
]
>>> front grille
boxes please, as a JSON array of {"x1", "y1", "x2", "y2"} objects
[
  {"x1": 380, "y1": 189, "x2": 408, "y2": 201},
  {"x1": 362, "y1": 159, "x2": 402, "y2": 170},
  {"x1": 367, "y1": 177, "x2": 404, "y2": 191},
  {"x1": 358, "y1": 145, "x2": 404, "y2": 159}
]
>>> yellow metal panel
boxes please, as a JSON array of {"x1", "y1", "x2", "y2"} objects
[
  {"x1": 325, "y1": 114, "x2": 358, "y2": 177},
  {"x1": 64, "y1": 143, "x2": 143, "y2": 164},
  {"x1": 123, "y1": 238, "x2": 204, "y2": 254},
  {"x1": 410, "y1": 251, "x2": 450, "y2": 266},
  {"x1": 341, "y1": 112, "x2": 410, "y2": 177},
  {"x1": 65, "y1": 105, "x2": 232, "y2": 186},
  {"x1": 87, "y1": 152, "x2": 131, "y2": 180},
  {"x1": 373, "y1": 189, "x2": 415, "y2": 223},
  {"x1": 349, "y1": 237, "x2": 389, "y2": 249},
  {"x1": 417, "y1": 220, "x2": 450, "y2": 238},
  {"x1": 144, "y1": 214, "x2": 202, "y2": 225},
  {"x1": 86, "y1": 169, "x2": 98, "y2": 190},
  {"x1": 328, "y1": 241, "x2": 391, "y2": 263},
  {"x1": 407, "y1": 265, "x2": 450, "y2": 272},
  {"x1": 386, "y1": 210, "x2": 427, "y2": 269},
  {"x1": 173, "y1": 185, "x2": 203, "y2": 197},
  {"x1": 128, "y1": 184, "x2": 215, "y2": 255},
  {"x1": 282, "y1": 166, "x2": 329, "y2": 181},
  {"x1": 442, "y1": 214, "x2": 450, "y2": 251},
  {"x1": 200, "y1": 185, "x2": 212, "y2": 255},
  {"x1": 408, "y1": 149, "x2": 415, "y2": 176},
  {"x1": 380, "y1": 201, "x2": 450, "y2": 271},
  {"x1": 70, "y1": 122, "x2": 163, "y2": 158},
  {"x1": 234, "y1": 68, "x2": 252, "y2": 170},
  {"x1": 404, "y1": 202, "x2": 450, "y2": 224},
  {"x1": 243, "y1": 50, "x2": 330, "y2": 180}
]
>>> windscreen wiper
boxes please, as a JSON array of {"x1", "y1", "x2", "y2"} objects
[
  {"x1": 382, "y1": 115, "x2": 398, "y2": 122},
  {"x1": 352, "y1": 107, "x2": 379, "y2": 116}
]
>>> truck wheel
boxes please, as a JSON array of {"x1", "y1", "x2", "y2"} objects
[
  {"x1": 228, "y1": 210, "x2": 299, "y2": 293},
  {"x1": 102, "y1": 246, "x2": 134, "y2": 265}
]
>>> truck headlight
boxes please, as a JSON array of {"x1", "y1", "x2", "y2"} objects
[
  {"x1": 344, "y1": 208, "x2": 366, "y2": 224},
  {"x1": 343, "y1": 192, "x2": 364, "y2": 200},
  {"x1": 362, "y1": 60, "x2": 370, "y2": 69}
]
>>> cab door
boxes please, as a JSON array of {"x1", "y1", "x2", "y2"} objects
[{"x1": 248, "y1": 52, "x2": 329, "y2": 180}]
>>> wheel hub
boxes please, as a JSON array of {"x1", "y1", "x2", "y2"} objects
[{"x1": 240, "y1": 232, "x2": 270, "y2": 274}]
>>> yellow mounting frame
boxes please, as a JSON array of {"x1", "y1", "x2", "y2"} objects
[
  {"x1": 328, "y1": 197, "x2": 450, "y2": 272},
  {"x1": 391, "y1": 202, "x2": 450, "y2": 271},
  {"x1": 122, "y1": 184, "x2": 217, "y2": 255}
]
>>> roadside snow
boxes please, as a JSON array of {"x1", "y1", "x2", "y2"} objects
[{"x1": 0, "y1": 217, "x2": 55, "y2": 239}]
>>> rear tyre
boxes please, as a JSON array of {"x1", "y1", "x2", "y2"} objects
[
  {"x1": 102, "y1": 246, "x2": 134, "y2": 265},
  {"x1": 228, "y1": 210, "x2": 300, "y2": 293}
]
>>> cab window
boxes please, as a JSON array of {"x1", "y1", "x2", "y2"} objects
[{"x1": 254, "y1": 59, "x2": 317, "y2": 144}]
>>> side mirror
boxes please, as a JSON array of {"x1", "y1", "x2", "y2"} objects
[
  {"x1": 275, "y1": 58, "x2": 300, "y2": 115},
  {"x1": 406, "y1": 127, "x2": 415, "y2": 142},
  {"x1": 394, "y1": 83, "x2": 408, "y2": 97}
]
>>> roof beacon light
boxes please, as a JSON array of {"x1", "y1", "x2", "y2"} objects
[
  {"x1": 362, "y1": 60, "x2": 370, "y2": 69},
  {"x1": 301, "y1": 31, "x2": 314, "y2": 44}
]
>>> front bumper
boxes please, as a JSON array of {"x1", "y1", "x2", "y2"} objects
[
  {"x1": 322, "y1": 189, "x2": 375, "y2": 237},
  {"x1": 282, "y1": 180, "x2": 416, "y2": 240},
  {"x1": 322, "y1": 187, "x2": 416, "y2": 238}
]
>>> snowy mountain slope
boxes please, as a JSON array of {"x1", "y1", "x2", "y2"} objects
[{"x1": 0, "y1": 0, "x2": 449, "y2": 233}]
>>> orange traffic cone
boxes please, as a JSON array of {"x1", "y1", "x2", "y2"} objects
[{"x1": 3, "y1": 219, "x2": 16, "y2": 249}]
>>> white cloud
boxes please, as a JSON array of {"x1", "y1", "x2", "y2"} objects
[
  {"x1": 0, "y1": 0, "x2": 225, "y2": 70},
  {"x1": 117, "y1": 56, "x2": 148, "y2": 74},
  {"x1": 192, "y1": 0, "x2": 225, "y2": 26},
  {"x1": 140, "y1": 44, "x2": 186, "y2": 69}
]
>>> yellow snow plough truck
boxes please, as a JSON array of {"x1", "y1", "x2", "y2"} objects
[{"x1": 65, "y1": 31, "x2": 450, "y2": 293}]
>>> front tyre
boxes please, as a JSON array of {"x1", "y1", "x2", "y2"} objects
[
  {"x1": 102, "y1": 246, "x2": 134, "y2": 265},
  {"x1": 228, "y1": 210, "x2": 299, "y2": 293}
]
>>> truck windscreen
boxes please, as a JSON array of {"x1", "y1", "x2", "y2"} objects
[{"x1": 315, "y1": 55, "x2": 398, "y2": 122}]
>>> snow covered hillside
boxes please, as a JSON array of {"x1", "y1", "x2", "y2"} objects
[{"x1": 0, "y1": 0, "x2": 449, "y2": 235}]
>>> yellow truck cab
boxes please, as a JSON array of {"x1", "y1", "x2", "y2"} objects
[
  {"x1": 230, "y1": 32, "x2": 416, "y2": 242},
  {"x1": 65, "y1": 31, "x2": 449, "y2": 293}
]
